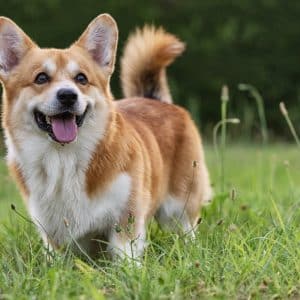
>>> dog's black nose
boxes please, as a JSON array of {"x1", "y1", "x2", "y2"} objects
[{"x1": 57, "y1": 89, "x2": 78, "y2": 106}]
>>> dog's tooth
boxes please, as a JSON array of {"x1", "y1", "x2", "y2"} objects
[{"x1": 46, "y1": 116, "x2": 51, "y2": 124}]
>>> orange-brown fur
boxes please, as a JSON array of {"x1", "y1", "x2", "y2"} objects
[
  {"x1": 8, "y1": 162, "x2": 29, "y2": 199},
  {"x1": 121, "y1": 26, "x2": 185, "y2": 103}
]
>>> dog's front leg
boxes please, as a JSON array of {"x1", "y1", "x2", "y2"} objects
[
  {"x1": 108, "y1": 215, "x2": 146, "y2": 261},
  {"x1": 40, "y1": 234, "x2": 59, "y2": 262}
]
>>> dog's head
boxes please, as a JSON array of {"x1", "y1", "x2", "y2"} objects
[{"x1": 0, "y1": 14, "x2": 118, "y2": 144}]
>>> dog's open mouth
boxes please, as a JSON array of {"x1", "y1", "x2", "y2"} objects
[{"x1": 34, "y1": 107, "x2": 89, "y2": 143}]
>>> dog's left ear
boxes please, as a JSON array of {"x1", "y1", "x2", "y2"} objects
[{"x1": 73, "y1": 14, "x2": 118, "y2": 78}]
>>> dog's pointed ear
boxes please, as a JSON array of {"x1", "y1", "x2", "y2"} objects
[
  {"x1": 0, "y1": 17, "x2": 36, "y2": 81},
  {"x1": 73, "y1": 14, "x2": 118, "y2": 78}
]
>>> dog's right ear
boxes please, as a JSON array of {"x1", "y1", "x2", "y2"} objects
[
  {"x1": 0, "y1": 17, "x2": 36, "y2": 81},
  {"x1": 73, "y1": 14, "x2": 118, "y2": 79}
]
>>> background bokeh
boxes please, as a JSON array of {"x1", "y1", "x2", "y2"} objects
[{"x1": 1, "y1": 0, "x2": 300, "y2": 141}]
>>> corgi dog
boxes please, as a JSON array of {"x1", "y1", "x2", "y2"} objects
[{"x1": 0, "y1": 14, "x2": 212, "y2": 259}]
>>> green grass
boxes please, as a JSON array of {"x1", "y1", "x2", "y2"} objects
[{"x1": 1, "y1": 144, "x2": 300, "y2": 299}]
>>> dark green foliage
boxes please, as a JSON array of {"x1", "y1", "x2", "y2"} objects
[{"x1": 1, "y1": 0, "x2": 300, "y2": 140}]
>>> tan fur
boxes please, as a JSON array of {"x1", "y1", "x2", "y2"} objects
[
  {"x1": 0, "y1": 14, "x2": 212, "y2": 257},
  {"x1": 121, "y1": 26, "x2": 185, "y2": 103},
  {"x1": 8, "y1": 162, "x2": 29, "y2": 199}
]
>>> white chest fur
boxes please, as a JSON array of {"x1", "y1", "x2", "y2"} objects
[
  {"x1": 29, "y1": 160, "x2": 131, "y2": 246},
  {"x1": 7, "y1": 133, "x2": 131, "y2": 247}
]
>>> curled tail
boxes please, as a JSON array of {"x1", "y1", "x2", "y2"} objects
[{"x1": 120, "y1": 25, "x2": 185, "y2": 103}]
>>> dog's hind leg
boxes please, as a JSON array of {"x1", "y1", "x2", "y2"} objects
[{"x1": 155, "y1": 195, "x2": 198, "y2": 239}]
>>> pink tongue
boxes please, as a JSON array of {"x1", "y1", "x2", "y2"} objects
[{"x1": 51, "y1": 116, "x2": 77, "y2": 143}]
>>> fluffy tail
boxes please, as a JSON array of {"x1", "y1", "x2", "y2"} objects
[{"x1": 120, "y1": 26, "x2": 185, "y2": 103}]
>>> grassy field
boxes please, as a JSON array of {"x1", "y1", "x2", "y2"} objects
[{"x1": 0, "y1": 144, "x2": 300, "y2": 299}]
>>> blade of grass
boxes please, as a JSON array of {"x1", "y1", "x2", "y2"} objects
[
  {"x1": 220, "y1": 85, "x2": 229, "y2": 193},
  {"x1": 238, "y1": 83, "x2": 268, "y2": 145},
  {"x1": 279, "y1": 102, "x2": 300, "y2": 148}
]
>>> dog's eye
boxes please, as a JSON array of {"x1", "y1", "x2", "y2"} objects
[
  {"x1": 75, "y1": 73, "x2": 88, "y2": 85},
  {"x1": 34, "y1": 72, "x2": 50, "y2": 85}
]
